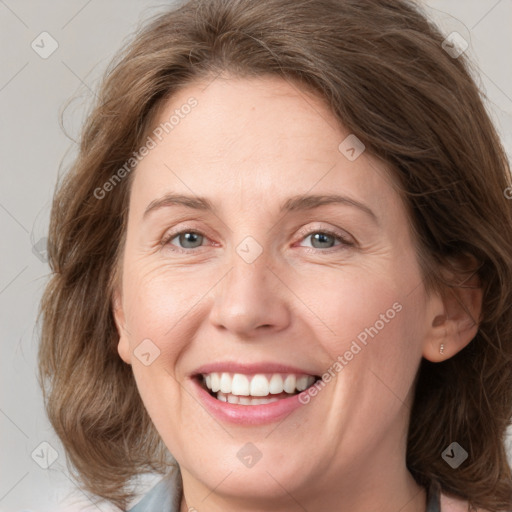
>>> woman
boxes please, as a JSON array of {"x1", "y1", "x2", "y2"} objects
[{"x1": 38, "y1": 0, "x2": 512, "y2": 511}]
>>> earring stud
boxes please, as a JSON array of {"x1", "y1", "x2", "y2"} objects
[{"x1": 439, "y1": 343, "x2": 445, "y2": 355}]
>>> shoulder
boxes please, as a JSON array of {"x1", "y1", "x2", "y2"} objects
[
  {"x1": 128, "y1": 466, "x2": 182, "y2": 512},
  {"x1": 440, "y1": 492, "x2": 491, "y2": 512}
]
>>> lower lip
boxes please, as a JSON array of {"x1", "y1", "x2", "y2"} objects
[{"x1": 192, "y1": 378, "x2": 308, "y2": 425}]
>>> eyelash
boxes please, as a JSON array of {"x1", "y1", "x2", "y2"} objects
[
  {"x1": 296, "y1": 226, "x2": 354, "y2": 253},
  {"x1": 161, "y1": 225, "x2": 354, "y2": 254}
]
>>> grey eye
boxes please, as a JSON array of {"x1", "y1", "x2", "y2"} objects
[
  {"x1": 305, "y1": 232, "x2": 338, "y2": 249},
  {"x1": 172, "y1": 232, "x2": 204, "y2": 249}
]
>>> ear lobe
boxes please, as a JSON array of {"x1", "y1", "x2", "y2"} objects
[
  {"x1": 112, "y1": 288, "x2": 131, "y2": 365},
  {"x1": 423, "y1": 269, "x2": 483, "y2": 363}
]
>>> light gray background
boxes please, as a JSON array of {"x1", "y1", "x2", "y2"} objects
[{"x1": 1, "y1": 1, "x2": 511, "y2": 511}]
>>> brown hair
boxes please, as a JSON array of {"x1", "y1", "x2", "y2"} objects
[{"x1": 38, "y1": 0, "x2": 512, "y2": 509}]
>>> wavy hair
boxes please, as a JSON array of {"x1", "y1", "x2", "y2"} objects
[{"x1": 38, "y1": 0, "x2": 512, "y2": 509}]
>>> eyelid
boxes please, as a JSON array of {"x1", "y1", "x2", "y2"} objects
[
  {"x1": 161, "y1": 222, "x2": 355, "y2": 253},
  {"x1": 295, "y1": 224, "x2": 354, "y2": 243},
  {"x1": 160, "y1": 223, "x2": 213, "y2": 252}
]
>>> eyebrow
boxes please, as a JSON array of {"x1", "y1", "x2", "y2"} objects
[{"x1": 143, "y1": 193, "x2": 377, "y2": 222}]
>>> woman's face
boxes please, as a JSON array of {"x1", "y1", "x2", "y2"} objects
[{"x1": 114, "y1": 76, "x2": 437, "y2": 509}]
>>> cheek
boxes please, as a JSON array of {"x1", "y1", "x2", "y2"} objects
[
  {"x1": 122, "y1": 260, "x2": 207, "y2": 342},
  {"x1": 302, "y1": 259, "x2": 426, "y2": 385},
  {"x1": 299, "y1": 266, "x2": 399, "y2": 339}
]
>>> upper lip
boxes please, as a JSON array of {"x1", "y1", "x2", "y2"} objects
[{"x1": 191, "y1": 361, "x2": 320, "y2": 377}]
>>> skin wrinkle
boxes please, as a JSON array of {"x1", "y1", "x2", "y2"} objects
[
  {"x1": 112, "y1": 76, "x2": 480, "y2": 512},
  {"x1": 36, "y1": 1, "x2": 512, "y2": 509}
]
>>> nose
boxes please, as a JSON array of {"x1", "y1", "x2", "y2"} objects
[{"x1": 208, "y1": 249, "x2": 292, "y2": 339}]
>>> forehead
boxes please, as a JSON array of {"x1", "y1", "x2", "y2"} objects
[{"x1": 130, "y1": 75, "x2": 397, "y2": 218}]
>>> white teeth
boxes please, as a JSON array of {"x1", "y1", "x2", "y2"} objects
[
  {"x1": 296, "y1": 375, "x2": 310, "y2": 391},
  {"x1": 250, "y1": 374, "x2": 270, "y2": 396},
  {"x1": 283, "y1": 375, "x2": 296, "y2": 393},
  {"x1": 220, "y1": 373, "x2": 231, "y2": 393},
  {"x1": 202, "y1": 372, "x2": 317, "y2": 397},
  {"x1": 210, "y1": 373, "x2": 220, "y2": 392},
  {"x1": 269, "y1": 374, "x2": 284, "y2": 394},
  {"x1": 231, "y1": 374, "x2": 250, "y2": 396},
  {"x1": 227, "y1": 393, "x2": 238, "y2": 404},
  {"x1": 217, "y1": 392, "x2": 280, "y2": 406}
]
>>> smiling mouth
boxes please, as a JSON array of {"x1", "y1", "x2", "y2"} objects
[{"x1": 196, "y1": 372, "x2": 321, "y2": 406}]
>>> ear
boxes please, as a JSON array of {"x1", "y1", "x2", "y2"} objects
[
  {"x1": 422, "y1": 267, "x2": 483, "y2": 363},
  {"x1": 112, "y1": 287, "x2": 132, "y2": 365}
]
